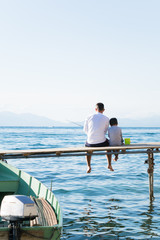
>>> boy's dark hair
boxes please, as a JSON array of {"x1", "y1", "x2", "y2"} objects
[
  {"x1": 110, "y1": 118, "x2": 118, "y2": 126},
  {"x1": 96, "y1": 103, "x2": 104, "y2": 111}
]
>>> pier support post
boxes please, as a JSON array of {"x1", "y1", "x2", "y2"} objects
[{"x1": 147, "y1": 149, "x2": 154, "y2": 202}]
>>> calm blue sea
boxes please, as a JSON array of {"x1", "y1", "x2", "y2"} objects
[{"x1": 0, "y1": 127, "x2": 160, "y2": 240}]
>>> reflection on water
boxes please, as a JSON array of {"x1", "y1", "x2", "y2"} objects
[
  {"x1": 81, "y1": 199, "x2": 123, "y2": 239},
  {"x1": 140, "y1": 203, "x2": 160, "y2": 238},
  {"x1": 63, "y1": 198, "x2": 123, "y2": 240},
  {"x1": 63, "y1": 197, "x2": 160, "y2": 239}
]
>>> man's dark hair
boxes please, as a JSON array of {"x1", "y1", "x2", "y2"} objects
[
  {"x1": 109, "y1": 118, "x2": 118, "y2": 126},
  {"x1": 96, "y1": 103, "x2": 104, "y2": 111}
]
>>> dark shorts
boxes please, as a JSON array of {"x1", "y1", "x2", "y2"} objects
[{"x1": 85, "y1": 139, "x2": 109, "y2": 147}]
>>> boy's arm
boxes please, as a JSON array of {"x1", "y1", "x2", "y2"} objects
[
  {"x1": 120, "y1": 129, "x2": 124, "y2": 144},
  {"x1": 108, "y1": 128, "x2": 110, "y2": 138}
]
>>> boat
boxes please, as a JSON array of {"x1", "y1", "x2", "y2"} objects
[{"x1": 0, "y1": 160, "x2": 62, "y2": 240}]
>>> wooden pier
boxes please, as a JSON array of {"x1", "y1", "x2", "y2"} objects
[{"x1": 0, "y1": 142, "x2": 160, "y2": 202}]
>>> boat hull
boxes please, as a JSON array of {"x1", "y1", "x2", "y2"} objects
[
  {"x1": 0, "y1": 161, "x2": 62, "y2": 240},
  {"x1": 0, "y1": 226, "x2": 61, "y2": 240}
]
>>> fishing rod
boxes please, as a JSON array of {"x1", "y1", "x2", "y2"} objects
[{"x1": 67, "y1": 120, "x2": 83, "y2": 127}]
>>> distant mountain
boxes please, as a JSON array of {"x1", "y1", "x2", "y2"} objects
[
  {"x1": 0, "y1": 111, "x2": 66, "y2": 127},
  {"x1": 119, "y1": 115, "x2": 160, "y2": 127},
  {"x1": 0, "y1": 111, "x2": 159, "y2": 127}
]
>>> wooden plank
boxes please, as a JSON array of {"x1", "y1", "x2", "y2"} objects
[
  {"x1": 0, "y1": 142, "x2": 160, "y2": 160},
  {"x1": 0, "y1": 142, "x2": 160, "y2": 155}
]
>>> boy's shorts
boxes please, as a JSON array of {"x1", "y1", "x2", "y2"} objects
[{"x1": 85, "y1": 139, "x2": 109, "y2": 147}]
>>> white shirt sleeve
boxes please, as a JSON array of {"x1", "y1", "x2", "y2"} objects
[
  {"x1": 83, "y1": 118, "x2": 88, "y2": 134},
  {"x1": 104, "y1": 119, "x2": 109, "y2": 134}
]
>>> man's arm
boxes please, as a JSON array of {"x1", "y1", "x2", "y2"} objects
[
  {"x1": 83, "y1": 118, "x2": 88, "y2": 134},
  {"x1": 104, "y1": 118, "x2": 109, "y2": 134}
]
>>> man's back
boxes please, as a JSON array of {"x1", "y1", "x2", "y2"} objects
[{"x1": 84, "y1": 112, "x2": 109, "y2": 144}]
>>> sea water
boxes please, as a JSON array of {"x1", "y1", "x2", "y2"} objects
[{"x1": 0, "y1": 127, "x2": 160, "y2": 240}]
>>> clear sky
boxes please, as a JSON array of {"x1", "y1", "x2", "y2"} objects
[{"x1": 0, "y1": 0, "x2": 160, "y2": 122}]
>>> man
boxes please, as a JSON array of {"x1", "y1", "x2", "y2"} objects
[{"x1": 83, "y1": 103, "x2": 113, "y2": 173}]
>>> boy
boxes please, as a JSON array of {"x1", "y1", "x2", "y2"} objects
[{"x1": 108, "y1": 118, "x2": 123, "y2": 161}]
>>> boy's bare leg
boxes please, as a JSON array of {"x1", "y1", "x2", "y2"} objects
[
  {"x1": 113, "y1": 150, "x2": 119, "y2": 161},
  {"x1": 106, "y1": 151, "x2": 114, "y2": 171},
  {"x1": 86, "y1": 155, "x2": 92, "y2": 173},
  {"x1": 113, "y1": 154, "x2": 118, "y2": 161}
]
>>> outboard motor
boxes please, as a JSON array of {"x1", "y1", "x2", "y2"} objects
[{"x1": 0, "y1": 195, "x2": 37, "y2": 240}]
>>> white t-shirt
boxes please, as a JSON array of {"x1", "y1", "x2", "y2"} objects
[
  {"x1": 83, "y1": 112, "x2": 109, "y2": 144},
  {"x1": 108, "y1": 126, "x2": 123, "y2": 146}
]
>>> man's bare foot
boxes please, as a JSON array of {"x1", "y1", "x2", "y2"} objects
[
  {"x1": 108, "y1": 166, "x2": 114, "y2": 171},
  {"x1": 87, "y1": 167, "x2": 91, "y2": 173}
]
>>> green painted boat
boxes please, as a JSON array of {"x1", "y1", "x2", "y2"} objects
[{"x1": 0, "y1": 160, "x2": 62, "y2": 240}]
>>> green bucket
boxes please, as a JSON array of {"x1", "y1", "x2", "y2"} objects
[{"x1": 125, "y1": 138, "x2": 131, "y2": 145}]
